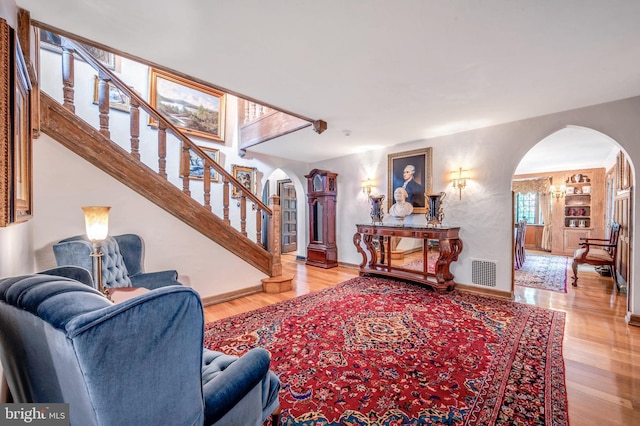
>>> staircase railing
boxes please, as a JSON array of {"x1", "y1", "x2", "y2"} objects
[{"x1": 43, "y1": 35, "x2": 282, "y2": 276}]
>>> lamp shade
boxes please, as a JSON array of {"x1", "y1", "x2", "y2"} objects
[{"x1": 82, "y1": 206, "x2": 111, "y2": 242}]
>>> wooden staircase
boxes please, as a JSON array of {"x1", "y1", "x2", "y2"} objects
[
  {"x1": 36, "y1": 34, "x2": 292, "y2": 283},
  {"x1": 39, "y1": 92, "x2": 279, "y2": 276}
]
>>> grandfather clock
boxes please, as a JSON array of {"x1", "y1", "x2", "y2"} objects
[{"x1": 305, "y1": 169, "x2": 338, "y2": 268}]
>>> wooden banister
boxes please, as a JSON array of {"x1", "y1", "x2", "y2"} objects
[
  {"x1": 43, "y1": 35, "x2": 282, "y2": 277},
  {"x1": 61, "y1": 38, "x2": 272, "y2": 215}
]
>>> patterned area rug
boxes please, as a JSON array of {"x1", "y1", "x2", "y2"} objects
[
  {"x1": 515, "y1": 254, "x2": 569, "y2": 293},
  {"x1": 204, "y1": 277, "x2": 568, "y2": 425}
]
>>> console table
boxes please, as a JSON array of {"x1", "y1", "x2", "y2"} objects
[{"x1": 353, "y1": 224, "x2": 462, "y2": 293}]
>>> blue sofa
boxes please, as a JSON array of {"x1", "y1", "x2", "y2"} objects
[{"x1": 0, "y1": 271, "x2": 280, "y2": 425}]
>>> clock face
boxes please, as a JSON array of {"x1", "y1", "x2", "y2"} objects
[{"x1": 313, "y1": 175, "x2": 323, "y2": 192}]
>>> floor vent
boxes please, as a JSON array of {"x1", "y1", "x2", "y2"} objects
[{"x1": 471, "y1": 259, "x2": 497, "y2": 287}]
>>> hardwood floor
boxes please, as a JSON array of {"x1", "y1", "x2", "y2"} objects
[{"x1": 203, "y1": 253, "x2": 640, "y2": 425}]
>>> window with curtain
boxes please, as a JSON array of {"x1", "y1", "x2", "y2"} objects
[{"x1": 512, "y1": 177, "x2": 552, "y2": 251}]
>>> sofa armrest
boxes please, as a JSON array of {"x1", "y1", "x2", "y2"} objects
[
  {"x1": 129, "y1": 270, "x2": 181, "y2": 289},
  {"x1": 202, "y1": 348, "x2": 272, "y2": 425}
]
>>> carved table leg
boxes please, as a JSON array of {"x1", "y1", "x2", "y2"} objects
[
  {"x1": 435, "y1": 238, "x2": 463, "y2": 291},
  {"x1": 353, "y1": 232, "x2": 367, "y2": 272}
]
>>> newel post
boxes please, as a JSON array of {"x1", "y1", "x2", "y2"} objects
[
  {"x1": 262, "y1": 194, "x2": 292, "y2": 293},
  {"x1": 268, "y1": 195, "x2": 282, "y2": 276}
]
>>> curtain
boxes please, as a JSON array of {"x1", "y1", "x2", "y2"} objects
[{"x1": 512, "y1": 177, "x2": 552, "y2": 251}]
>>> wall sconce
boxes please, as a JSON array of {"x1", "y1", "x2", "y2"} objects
[
  {"x1": 82, "y1": 206, "x2": 111, "y2": 297},
  {"x1": 451, "y1": 168, "x2": 468, "y2": 200},
  {"x1": 361, "y1": 178, "x2": 374, "y2": 195},
  {"x1": 550, "y1": 184, "x2": 566, "y2": 199}
]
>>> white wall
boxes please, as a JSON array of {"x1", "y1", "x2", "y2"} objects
[
  {"x1": 32, "y1": 134, "x2": 269, "y2": 297},
  {"x1": 308, "y1": 96, "x2": 640, "y2": 318}
]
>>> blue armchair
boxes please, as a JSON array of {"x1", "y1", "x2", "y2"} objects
[
  {"x1": 0, "y1": 271, "x2": 280, "y2": 425},
  {"x1": 53, "y1": 234, "x2": 181, "y2": 290}
]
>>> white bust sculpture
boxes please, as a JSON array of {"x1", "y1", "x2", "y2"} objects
[{"x1": 389, "y1": 187, "x2": 413, "y2": 219}]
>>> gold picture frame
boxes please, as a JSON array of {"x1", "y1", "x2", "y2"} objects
[
  {"x1": 149, "y1": 68, "x2": 226, "y2": 142},
  {"x1": 388, "y1": 147, "x2": 433, "y2": 214},
  {"x1": 0, "y1": 19, "x2": 11, "y2": 227},
  {"x1": 231, "y1": 164, "x2": 257, "y2": 198},
  {"x1": 92, "y1": 76, "x2": 131, "y2": 112},
  {"x1": 11, "y1": 27, "x2": 32, "y2": 223},
  {"x1": 181, "y1": 145, "x2": 220, "y2": 181}
]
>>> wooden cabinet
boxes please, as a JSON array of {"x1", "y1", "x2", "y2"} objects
[
  {"x1": 305, "y1": 169, "x2": 338, "y2": 268},
  {"x1": 559, "y1": 168, "x2": 605, "y2": 255},
  {"x1": 564, "y1": 173, "x2": 593, "y2": 229},
  {"x1": 563, "y1": 228, "x2": 592, "y2": 253}
]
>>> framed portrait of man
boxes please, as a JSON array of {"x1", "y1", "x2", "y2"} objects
[{"x1": 388, "y1": 147, "x2": 432, "y2": 214}]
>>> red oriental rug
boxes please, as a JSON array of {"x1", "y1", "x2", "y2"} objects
[
  {"x1": 515, "y1": 254, "x2": 569, "y2": 293},
  {"x1": 204, "y1": 277, "x2": 568, "y2": 425}
]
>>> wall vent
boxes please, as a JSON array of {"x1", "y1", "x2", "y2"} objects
[{"x1": 471, "y1": 258, "x2": 497, "y2": 287}]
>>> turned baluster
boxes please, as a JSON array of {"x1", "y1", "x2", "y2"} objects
[
  {"x1": 222, "y1": 179, "x2": 230, "y2": 225},
  {"x1": 243, "y1": 100, "x2": 250, "y2": 125},
  {"x1": 181, "y1": 144, "x2": 191, "y2": 196},
  {"x1": 157, "y1": 123, "x2": 167, "y2": 179},
  {"x1": 239, "y1": 195, "x2": 247, "y2": 237},
  {"x1": 255, "y1": 206, "x2": 262, "y2": 245},
  {"x1": 61, "y1": 46, "x2": 75, "y2": 112},
  {"x1": 130, "y1": 99, "x2": 140, "y2": 160},
  {"x1": 203, "y1": 165, "x2": 211, "y2": 211},
  {"x1": 97, "y1": 76, "x2": 110, "y2": 138}
]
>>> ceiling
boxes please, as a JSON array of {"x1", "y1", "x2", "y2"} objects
[{"x1": 16, "y1": 0, "x2": 640, "y2": 168}]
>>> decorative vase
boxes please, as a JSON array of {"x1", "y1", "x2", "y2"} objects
[
  {"x1": 368, "y1": 195, "x2": 385, "y2": 224},
  {"x1": 425, "y1": 192, "x2": 446, "y2": 227}
]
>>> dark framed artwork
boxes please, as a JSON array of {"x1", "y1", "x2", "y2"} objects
[
  {"x1": 39, "y1": 29, "x2": 119, "y2": 71},
  {"x1": 231, "y1": 164, "x2": 257, "y2": 198},
  {"x1": 388, "y1": 147, "x2": 432, "y2": 214},
  {"x1": 149, "y1": 68, "x2": 226, "y2": 142},
  {"x1": 181, "y1": 145, "x2": 220, "y2": 181}
]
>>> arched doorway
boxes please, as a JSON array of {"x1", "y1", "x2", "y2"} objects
[{"x1": 512, "y1": 126, "x2": 633, "y2": 299}]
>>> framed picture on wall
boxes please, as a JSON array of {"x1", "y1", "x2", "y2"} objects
[
  {"x1": 231, "y1": 165, "x2": 257, "y2": 198},
  {"x1": 11, "y1": 29, "x2": 33, "y2": 223},
  {"x1": 387, "y1": 147, "x2": 432, "y2": 214},
  {"x1": 149, "y1": 68, "x2": 226, "y2": 142},
  {"x1": 181, "y1": 145, "x2": 220, "y2": 181}
]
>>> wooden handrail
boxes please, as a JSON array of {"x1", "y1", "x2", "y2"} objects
[{"x1": 61, "y1": 38, "x2": 272, "y2": 215}]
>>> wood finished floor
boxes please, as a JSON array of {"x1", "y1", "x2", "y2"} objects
[{"x1": 204, "y1": 253, "x2": 640, "y2": 426}]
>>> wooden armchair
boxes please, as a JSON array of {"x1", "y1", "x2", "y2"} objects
[{"x1": 571, "y1": 222, "x2": 621, "y2": 288}]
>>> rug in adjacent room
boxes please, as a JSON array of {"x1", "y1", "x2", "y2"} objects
[
  {"x1": 204, "y1": 276, "x2": 568, "y2": 426},
  {"x1": 515, "y1": 254, "x2": 569, "y2": 293}
]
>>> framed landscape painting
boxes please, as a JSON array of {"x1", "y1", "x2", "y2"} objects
[
  {"x1": 149, "y1": 68, "x2": 226, "y2": 142},
  {"x1": 181, "y1": 145, "x2": 220, "y2": 181},
  {"x1": 388, "y1": 147, "x2": 432, "y2": 214}
]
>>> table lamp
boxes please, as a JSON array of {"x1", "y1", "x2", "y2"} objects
[{"x1": 82, "y1": 206, "x2": 111, "y2": 296}]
